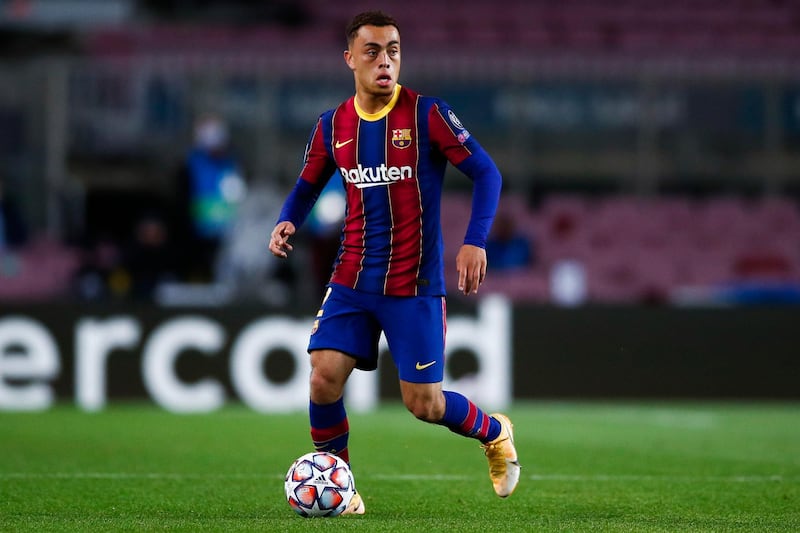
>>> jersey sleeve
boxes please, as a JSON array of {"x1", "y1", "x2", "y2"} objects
[
  {"x1": 277, "y1": 115, "x2": 338, "y2": 227},
  {"x1": 428, "y1": 101, "x2": 503, "y2": 248}
]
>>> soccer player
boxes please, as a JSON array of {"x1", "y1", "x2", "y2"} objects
[{"x1": 268, "y1": 11, "x2": 520, "y2": 514}]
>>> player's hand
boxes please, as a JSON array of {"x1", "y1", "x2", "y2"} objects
[
  {"x1": 456, "y1": 244, "x2": 487, "y2": 296},
  {"x1": 269, "y1": 221, "x2": 296, "y2": 258}
]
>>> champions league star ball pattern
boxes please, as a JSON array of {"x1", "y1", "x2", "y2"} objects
[{"x1": 284, "y1": 452, "x2": 355, "y2": 517}]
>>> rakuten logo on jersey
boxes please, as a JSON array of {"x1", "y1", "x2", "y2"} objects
[{"x1": 339, "y1": 164, "x2": 413, "y2": 189}]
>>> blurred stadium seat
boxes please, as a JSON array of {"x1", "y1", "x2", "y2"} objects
[
  {"x1": 445, "y1": 193, "x2": 800, "y2": 305},
  {"x1": 71, "y1": 0, "x2": 800, "y2": 58},
  {"x1": 0, "y1": 236, "x2": 80, "y2": 301}
]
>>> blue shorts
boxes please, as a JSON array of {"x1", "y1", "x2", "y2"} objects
[{"x1": 307, "y1": 283, "x2": 446, "y2": 383}]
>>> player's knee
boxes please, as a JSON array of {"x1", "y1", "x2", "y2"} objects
[
  {"x1": 405, "y1": 400, "x2": 435, "y2": 422},
  {"x1": 309, "y1": 368, "x2": 343, "y2": 404},
  {"x1": 404, "y1": 395, "x2": 444, "y2": 422}
]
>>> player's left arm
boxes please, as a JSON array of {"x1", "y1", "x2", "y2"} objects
[
  {"x1": 455, "y1": 147, "x2": 502, "y2": 295},
  {"x1": 429, "y1": 101, "x2": 503, "y2": 295}
]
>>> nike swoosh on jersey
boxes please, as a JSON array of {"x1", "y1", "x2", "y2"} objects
[
  {"x1": 335, "y1": 138, "x2": 354, "y2": 149},
  {"x1": 415, "y1": 360, "x2": 436, "y2": 371}
]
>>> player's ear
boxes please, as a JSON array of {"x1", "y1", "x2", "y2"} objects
[{"x1": 344, "y1": 49, "x2": 355, "y2": 70}]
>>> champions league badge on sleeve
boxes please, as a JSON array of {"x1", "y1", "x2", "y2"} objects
[
  {"x1": 447, "y1": 109, "x2": 464, "y2": 129},
  {"x1": 447, "y1": 109, "x2": 471, "y2": 144}
]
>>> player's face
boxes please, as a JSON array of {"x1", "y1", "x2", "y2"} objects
[{"x1": 345, "y1": 24, "x2": 401, "y2": 102}]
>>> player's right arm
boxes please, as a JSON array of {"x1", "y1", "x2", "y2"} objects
[
  {"x1": 269, "y1": 220, "x2": 296, "y2": 258},
  {"x1": 269, "y1": 116, "x2": 337, "y2": 258}
]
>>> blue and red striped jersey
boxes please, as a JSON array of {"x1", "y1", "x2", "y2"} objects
[{"x1": 278, "y1": 84, "x2": 502, "y2": 296}]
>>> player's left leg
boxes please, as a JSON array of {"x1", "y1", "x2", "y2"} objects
[
  {"x1": 398, "y1": 380, "x2": 520, "y2": 497},
  {"x1": 382, "y1": 295, "x2": 520, "y2": 497}
]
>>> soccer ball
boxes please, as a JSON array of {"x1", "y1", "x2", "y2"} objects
[{"x1": 284, "y1": 452, "x2": 355, "y2": 517}]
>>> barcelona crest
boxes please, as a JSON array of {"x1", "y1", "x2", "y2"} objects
[{"x1": 391, "y1": 128, "x2": 412, "y2": 149}]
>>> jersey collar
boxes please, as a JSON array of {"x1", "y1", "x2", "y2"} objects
[{"x1": 354, "y1": 84, "x2": 401, "y2": 121}]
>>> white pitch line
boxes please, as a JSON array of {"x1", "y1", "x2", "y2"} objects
[
  {"x1": 0, "y1": 472, "x2": 795, "y2": 483},
  {"x1": 0, "y1": 472, "x2": 266, "y2": 480},
  {"x1": 527, "y1": 474, "x2": 790, "y2": 483},
  {"x1": 373, "y1": 473, "x2": 792, "y2": 483}
]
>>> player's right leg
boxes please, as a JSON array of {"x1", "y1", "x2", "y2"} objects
[
  {"x1": 308, "y1": 349, "x2": 365, "y2": 515},
  {"x1": 308, "y1": 349, "x2": 356, "y2": 463},
  {"x1": 307, "y1": 284, "x2": 382, "y2": 515},
  {"x1": 308, "y1": 350, "x2": 366, "y2": 514}
]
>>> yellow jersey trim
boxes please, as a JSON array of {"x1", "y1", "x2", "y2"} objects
[{"x1": 354, "y1": 84, "x2": 402, "y2": 121}]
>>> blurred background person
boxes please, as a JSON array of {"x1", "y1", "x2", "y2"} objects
[
  {"x1": 305, "y1": 176, "x2": 347, "y2": 299},
  {"x1": 0, "y1": 174, "x2": 29, "y2": 279},
  {"x1": 121, "y1": 211, "x2": 178, "y2": 300},
  {"x1": 172, "y1": 113, "x2": 247, "y2": 284},
  {"x1": 485, "y1": 212, "x2": 535, "y2": 272},
  {"x1": 0, "y1": 175, "x2": 28, "y2": 252}
]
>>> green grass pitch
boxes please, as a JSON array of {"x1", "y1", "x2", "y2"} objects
[{"x1": 1, "y1": 402, "x2": 798, "y2": 532}]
